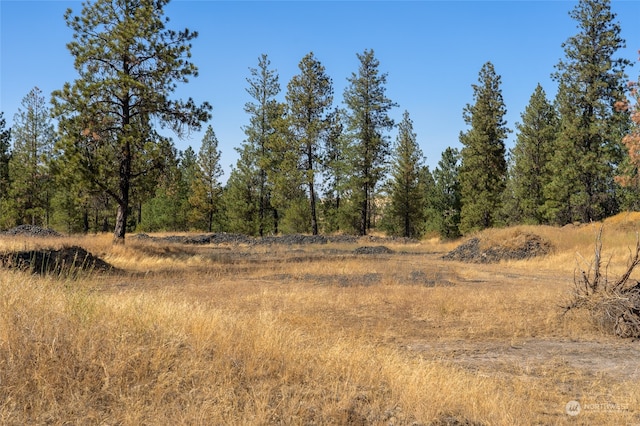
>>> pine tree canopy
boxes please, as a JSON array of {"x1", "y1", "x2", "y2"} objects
[
  {"x1": 51, "y1": 0, "x2": 211, "y2": 243},
  {"x1": 459, "y1": 62, "x2": 509, "y2": 234}
]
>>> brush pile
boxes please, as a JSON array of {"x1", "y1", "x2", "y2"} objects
[{"x1": 564, "y1": 228, "x2": 640, "y2": 338}]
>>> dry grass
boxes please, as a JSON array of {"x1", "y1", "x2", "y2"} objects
[{"x1": 2, "y1": 222, "x2": 640, "y2": 424}]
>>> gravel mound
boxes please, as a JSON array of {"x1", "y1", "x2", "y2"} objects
[
  {"x1": 354, "y1": 245, "x2": 394, "y2": 255},
  {"x1": 2, "y1": 225, "x2": 61, "y2": 237},
  {"x1": 326, "y1": 235, "x2": 360, "y2": 244},
  {"x1": 133, "y1": 233, "x2": 360, "y2": 246},
  {"x1": 443, "y1": 232, "x2": 552, "y2": 263},
  {"x1": 259, "y1": 234, "x2": 328, "y2": 245},
  {"x1": 0, "y1": 245, "x2": 116, "y2": 275},
  {"x1": 134, "y1": 233, "x2": 263, "y2": 245}
]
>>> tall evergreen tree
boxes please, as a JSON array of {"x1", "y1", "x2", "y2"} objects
[
  {"x1": 9, "y1": 87, "x2": 56, "y2": 227},
  {"x1": 509, "y1": 84, "x2": 558, "y2": 224},
  {"x1": 51, "y1": 0, "x2": 211, "y2": 244},
  {"x1": 545, "y1": 0, "x2": 630, "y2": 223},
  {"x1": 459, "y1": 61, "x2": 509, "y2": 234},
  {"x1": 137, "y1": 145, "x2": 184, "y2": 232},
  {"x1": 177, "y1": 147, "x2": 200, "y2": 229},
  {"x1": 223, "y1": 143, "x2": 260, "y2": 235},
  {"x1": 432, "y1": 147, "x2": 462, "y2": 239},
  {"x1": 286, "y1": 52, "x2": 333, "y2": 235},
  {"x1": 132, "y1": 138, "x2": 178, "y2": 228},
  {"x1": 243, "y1": 54, "x2": 281, "y2": 236},
  {"x1": 0, "y1": 112, "x2": 12, "y2": 228},
  {"x1": 385, "y1": 111, "x2": 427, "y2": 238},
  {"x1": 542, "y1": 82, "x2": 582, "y2": 224},
  {"x1": 190, "y1": 125, "x2": 223, "y2": 232},
  {"x1": 343, "y1": 49, "x2": 397, "y2": 235},
  {"x1": 265, "y1": 104, "x2": 309, "y2": 234},
  {"x1": 615, "y1": 60, "x2": 640, "y2": 209},
  {"x1": 321, "y1": 108, "x2": 352, "y2": 232}
]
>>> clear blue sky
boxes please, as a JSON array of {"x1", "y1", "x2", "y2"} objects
[{"x1": 1, "y1": 0, "x2": 639, "y2": 179}]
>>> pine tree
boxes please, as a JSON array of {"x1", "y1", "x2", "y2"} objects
[
  {"x1": 0, "y1": 112, "x2": 10, "y2": 194},
  {"x1": 509, "y1": 84, "x2": 558, "y2": 224},
  {"x1": 0, "y1": 112, "x2": 12, "y2": 229},
  {"x1": 459, "y1": 62, "x2": 509, "y2": 234},
  {"x1": 132, "y1": 138, "x2": 178, "y2": 228},
  {"x1": 321, "y1": 108, "x2": 352, "y2": 232},
  {"x1": 137, "y1": 144, "x2": 184, "y2": 232},
  {"x1": 385, "y1": 111, "x2": 427, "y2": 238},
  {"x1": 343, "y1": 49, "x2": 397, "y2": 235},
  {"x1": 9, "y1": 87, "x2": 56, "y2": 227},
  {"x1": 190, "y1": 125, "x2": 223, "y2": 232},
  {"x1": 223, "y1": 144, "x2": 260, "y2": 235},
  {"x1": 545, "y1": 0, "x2": 630, "y2": 223},
  {"x1": 615, "y1": 57, "x2": 640, "y2": 209},
  {"x1": 178, "y1": 147, "x2": 200, "y2": 229},
  {"x1": 432, "y1": 147, "x2": 461, "y2": 239},
  {"x1": 286, "y1": 52, "x2": 333, "y2": 235},
  {"x1": 51, "y1": 0, "x2": 211, "y2": 244},
  {"x1": 265, "y1": 104, "x2": 309, "y2": 234},
  {"x1": 243, "y1": 54, "x2": 281, "y2": 236}
]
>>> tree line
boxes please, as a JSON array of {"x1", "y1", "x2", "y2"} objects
[{"x1": 0, "y1": 0, "x2": 638, "y2": 243}]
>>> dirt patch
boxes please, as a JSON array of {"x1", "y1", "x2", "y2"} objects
[
  {"x1": 0, "y1": 246, "x2": 117, "y2": 275},
  {"x1": 407, "y1": 338, "x2": 640, "y2": 383},
  {"x1": 443, "y1": 232, "x2": 552, "y2": 263}
]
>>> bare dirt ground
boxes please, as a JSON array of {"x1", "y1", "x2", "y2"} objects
[
  {"x1": 405, "y1": 253, "x2": 640, "y2": 384},
  {"x1": 407, "y1": 337, "x2": 640, "y2": 383}
]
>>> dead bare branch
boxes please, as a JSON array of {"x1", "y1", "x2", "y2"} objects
[{"x1": 564, "y1": 226, "x2": 640, "y2": 338}]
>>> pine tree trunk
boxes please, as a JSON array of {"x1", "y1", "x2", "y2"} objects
[
  {"x1": 309, "y1": 181, "x2": 318, "y2": 235},
  {"x1": 360, "y1": 188, "x2": 368, "y2": 236},
  {"x1": 272, "y1": 208, "x2": 278, "y2": 236},
  {"x1": 113, "y1": 202, "x2": 127, "y2": 245},
  {"x1": 83, "y1": 210, "x2": 89, "y2": 234},
  {"x1": 113, "y1": 139, "x2": 131, "y2": 244}
]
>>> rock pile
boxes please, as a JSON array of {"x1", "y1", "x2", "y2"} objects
[
  {"x1": 443, "y1": 232, "x2": 552, "y2": 263},
  {"x1": 2, "y1": 225, "x2": 61, "y2": 237},
  {"x1": 353, "y1": 246, "x2": 394, "y2": 255},
  {"x1": 133, "y1": 233, "x2": 362, "y2": 246}
]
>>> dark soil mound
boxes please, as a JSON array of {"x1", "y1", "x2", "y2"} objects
[
  {"x1": 443, "y1": 232, "x2": 552, "y2": 263},
  {"x1": 0, "y1": 245, "x2": 116, "y2": 275},
  {"x1": 2, "y1": 225, "x2": 61, "y2": 237},
  {"x1": 354, "y1": 245, "x2": 394, "y2": 255}
]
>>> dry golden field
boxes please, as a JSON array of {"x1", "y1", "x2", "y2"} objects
[{"x1": 2, "y1": 215, "x2": 640, "y2": 425}]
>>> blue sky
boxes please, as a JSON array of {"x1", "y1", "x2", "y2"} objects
[{"x1": 1, "y1": 0, "x2": 639, "y2": 179}]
